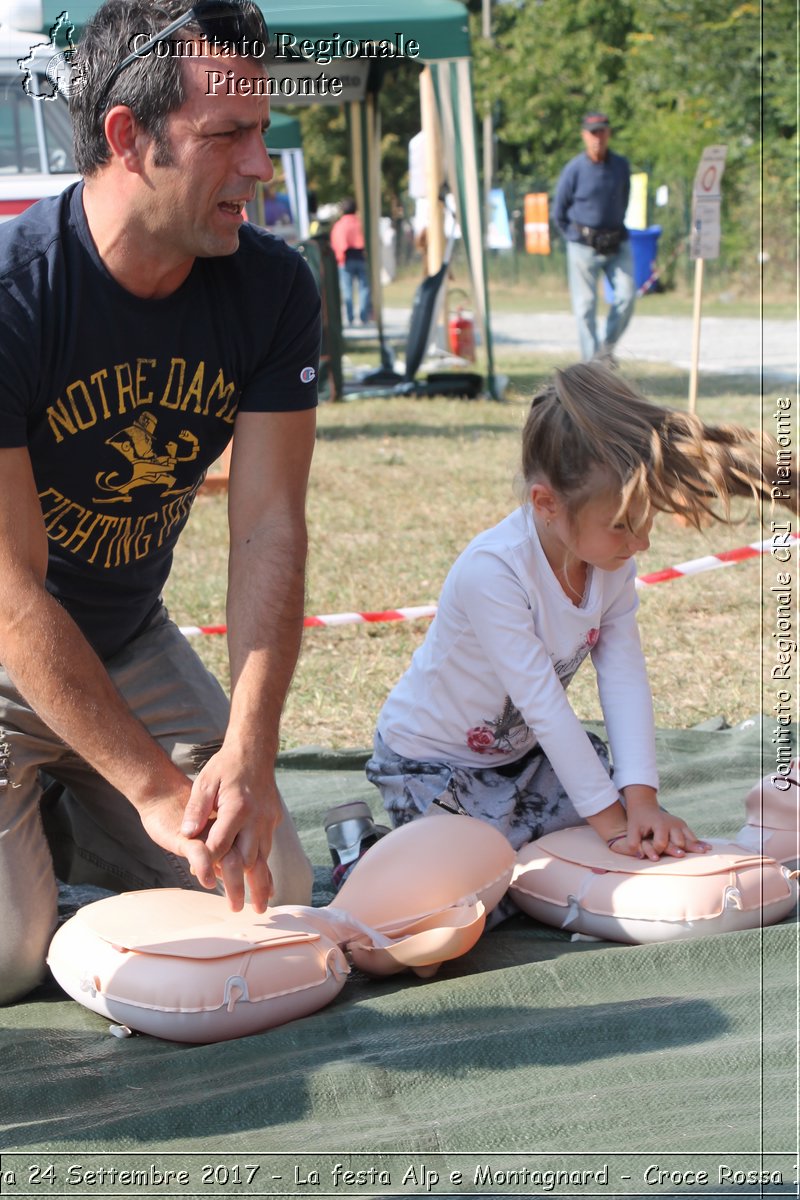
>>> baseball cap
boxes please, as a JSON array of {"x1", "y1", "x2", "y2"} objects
[{"x1": 582, "y1": 111, "x2": 611, "y2": 132}]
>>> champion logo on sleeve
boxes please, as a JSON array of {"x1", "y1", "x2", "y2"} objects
[{"x1": 300, "y1": 366, "x2": 316, "y2": 383}]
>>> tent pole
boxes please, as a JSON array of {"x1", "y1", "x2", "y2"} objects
[
  {"x1": 482, "y1": 0, "x2": 493, "y2": 233},
  {"x1": 420, "y1": 66, "x2": 445, "y2": 277}
]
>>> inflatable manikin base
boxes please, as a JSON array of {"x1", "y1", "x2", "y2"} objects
[
  {"x1": 509, "y1": 826, "x2": 798, "y2": 945},
  {"x1": 47, "y1": 772, "x2": 799, "y2": 1041},
  {"x1": 47, "y1": 812, "x2": 517, "y2": 1043},
  {"x1": 732, "y1": 761, "x2": 799, "y2": 868}
]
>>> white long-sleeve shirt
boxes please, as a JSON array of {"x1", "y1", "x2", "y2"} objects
[{"x1": 377, "y1": 506, "x2": 658, "y2": 818}]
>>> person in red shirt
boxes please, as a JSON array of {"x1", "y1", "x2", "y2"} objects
[{"x1": 330, "y1": 198, "x2": 372, "y2": 325}]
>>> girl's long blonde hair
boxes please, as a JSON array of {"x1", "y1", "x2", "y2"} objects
[{"x1": 521, "y1": 362, "x2": 790, "y2": 531}]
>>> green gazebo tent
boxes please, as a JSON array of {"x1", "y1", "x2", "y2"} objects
[{"x1": 261, "y1": 0, "x2": 497, "y2": 396}]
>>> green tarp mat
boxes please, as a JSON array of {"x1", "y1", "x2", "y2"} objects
[{"x1": 1, "y1": 718, "x2": 797, "y2": 1199}]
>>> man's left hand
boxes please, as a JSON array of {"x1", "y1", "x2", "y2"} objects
[{"x1": 181, "y1": 747, "x2": 280, "y2": 912}]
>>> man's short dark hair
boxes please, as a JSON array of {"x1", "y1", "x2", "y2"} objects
[
  {"x1": 71, "y1": 1, "x2": 185, "y2": 175},
  {"x1": 70, "y1": 0, "x2": 269, "y2": 177}
]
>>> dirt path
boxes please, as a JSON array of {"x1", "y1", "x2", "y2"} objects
[{"x1": 381, "y1": 306, "x2": 795, "y2": 384}]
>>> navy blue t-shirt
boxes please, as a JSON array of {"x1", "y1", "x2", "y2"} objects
[{"x1": 0, "y1": 182, "x2": 321, "y2": 658}]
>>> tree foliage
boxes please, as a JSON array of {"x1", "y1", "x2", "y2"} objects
[
  {"x1": 473, "y1": 0, "x2": 635, "y2": 177},
  {"x1": 280, "y1": 0, "x2": 796, "y2": 285},
  {"x1": 471, "y1": 0, "x2": 795, "y2": 283}
]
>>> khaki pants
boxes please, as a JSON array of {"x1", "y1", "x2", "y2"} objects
[{"x1": 0, "y1": 606, "x2": 312, "y2": 1004}]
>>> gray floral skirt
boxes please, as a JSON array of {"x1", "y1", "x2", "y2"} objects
[{"x1": 365, "y1": 730, "x2": 612, "y2": 852}]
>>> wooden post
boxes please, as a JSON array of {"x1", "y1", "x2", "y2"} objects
[{"x1": 688, "y1": 257, "x2": 704, "y2": 413}]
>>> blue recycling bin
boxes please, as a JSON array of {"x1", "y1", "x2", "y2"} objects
[
  {"x1": 603, "y1": 225, "x2": 662, "y2": 300},
  {"x1": 629, "y1": 225, "x2": 662, "y2": 290}
]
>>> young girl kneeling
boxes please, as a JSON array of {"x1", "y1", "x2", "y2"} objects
[{"x1": 366, "y1": 362, "x2": 776, "y2": 870}]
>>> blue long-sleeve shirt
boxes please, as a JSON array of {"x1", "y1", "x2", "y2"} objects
[{"x1": 553, "y1": 150, "x2": 631, "y2": 241}]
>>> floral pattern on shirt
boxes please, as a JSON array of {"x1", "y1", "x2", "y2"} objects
[
  {"x1": 466, "y1": 695, "x2": 528, "y2": 755},
  {"x1": 464, "y1": 629, "x2": 600, "y2": 754},
  {"x1": 552, "y1": 628, "x2": 600, "y2": 689}
]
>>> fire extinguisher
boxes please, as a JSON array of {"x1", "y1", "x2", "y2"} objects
[{"x1": 448, "y1": 305, "x2": 475, "y2": 361}]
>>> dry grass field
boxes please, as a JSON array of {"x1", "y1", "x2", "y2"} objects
[{"x1": 164, "y1": 350, "x2": 781, "y2": 752}]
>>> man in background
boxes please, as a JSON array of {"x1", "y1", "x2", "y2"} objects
[
  {"x1": 330, "y1": 198, "x2": 372, "y2": 326},
  {"x1": 554, "y1": 111, "x2": 635, "y2": 363}
]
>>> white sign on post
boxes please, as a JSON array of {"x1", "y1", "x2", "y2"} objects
[
  {"x1": 690, "y1": 144, "x2": 727, "y2": 260},
  {"x1": 687, "y1": 144, "x2": 727, "y2": 412}
]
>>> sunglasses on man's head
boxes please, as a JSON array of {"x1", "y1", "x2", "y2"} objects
[{"x1": 100, "y1": 0, "x2": 270, "y2": 102}]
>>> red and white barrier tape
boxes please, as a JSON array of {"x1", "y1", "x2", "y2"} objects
[
  {"x1": 633, "y1": 534, "x2": 797, "y2": 588},
  {"x1": 179, "y1": 604, "x2": 439, "y2": 637},
  {"x1": 179, "y1": 534, "x2": 797, "y2": 637}
]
